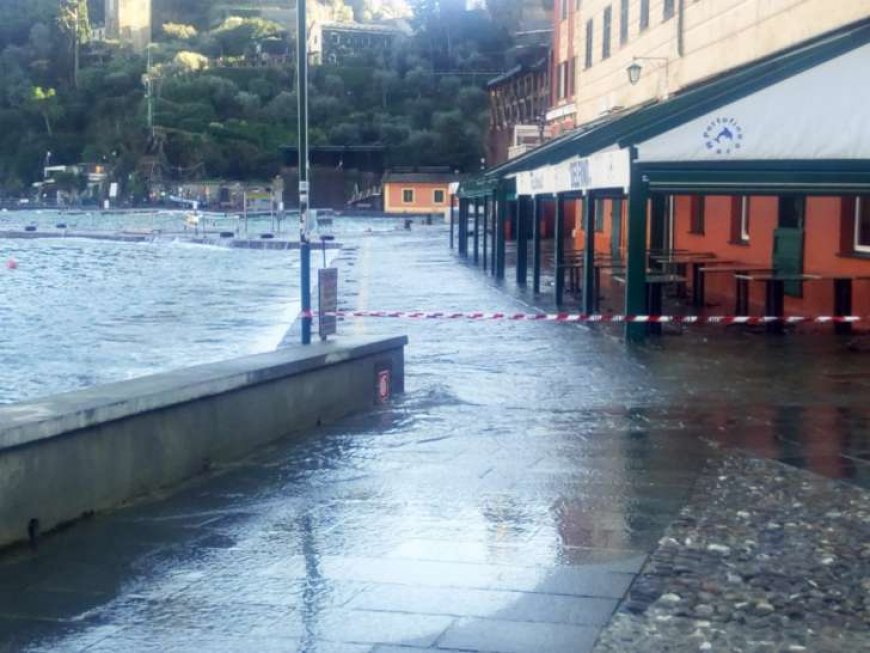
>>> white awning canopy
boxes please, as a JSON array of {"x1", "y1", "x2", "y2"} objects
[{"x1": 637, "y1": 42, "x2": 870, "y2": 163}]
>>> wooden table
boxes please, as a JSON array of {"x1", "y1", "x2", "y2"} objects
[
  {"x1": 733, "y1": 273, "x2": 822, "y2": 332},
  {"x1": 801, "y1": 274, "x2": 870, "y2": 334},
  {"x1": 558, "y1": 253, "x2": 625, "y2": 303},
  {"x1": 698, "y1": 265, "x2": 774, "y2": 315},
  {"x1": 652, "y1": 253, "x2": 719, "y2": 304},
  {"x1": 613, "y1": 273, "x2": 687, "y2": 334}
]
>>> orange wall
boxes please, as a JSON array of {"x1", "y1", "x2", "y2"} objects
[
  {"x1": 572, "y1": 198, "x2": 625, "y2": 254},
  {"x1": 384, "y1": 182, "x2": 450, "y2": 214},
  {"x1": 672, "y1": 195, "x2": 870, "y2": 321},
  {"x1": 564, "y1": 194, "x2": 869, "y2": 324}
]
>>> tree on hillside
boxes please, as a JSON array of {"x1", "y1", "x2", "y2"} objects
[
  {"x1": 58, "y1": 0, "x2": 90, "y2": 87},
  {"x1": 28, "y1": 86, "x2": 60, "y2": 136},
  {"x1": 162, "y1": 23, "x2": 198, "y2": 41},
  {"x1": 212, "y1": 17, "x2": 283, "y2": 57}
]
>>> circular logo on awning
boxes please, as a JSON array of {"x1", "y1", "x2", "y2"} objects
[{"x1": 703, "y1": 117, "x2": 743, "y2": 155}]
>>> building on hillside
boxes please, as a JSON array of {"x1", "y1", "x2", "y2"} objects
[
  {"x1": 486, "y1": 50, "x2": 551, "y2": 167},
  {"x1": 35, "y1": 164, "x2": 110, "y2": 205},
  {"x1": 382, "y1": 169, "x2": 458, "y2": 216},
  {"x1": 212, "y1": 2, "x2": 296, "y2": 28},
  {"x1": 309, "y1": 21, "x2": 409, "y2": 65},
  {"x1": 105, "y1": 0, "x2": 152, "y2": 52},
  {"x1": 455, "y1": 5, "x2": 870, "y2": 339}
]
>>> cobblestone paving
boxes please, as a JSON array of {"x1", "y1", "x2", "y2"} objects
[{"x1": 594, "y1": 452, "x2": 870, "y2": 652}]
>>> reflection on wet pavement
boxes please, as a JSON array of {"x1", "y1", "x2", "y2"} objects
[{"x1": 0, "y1": 225, "x2": 867, "y2": 652}]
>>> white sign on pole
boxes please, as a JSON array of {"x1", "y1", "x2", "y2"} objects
[{"x1": 109, "y1": 182, "x2": 119, "y2": 199}]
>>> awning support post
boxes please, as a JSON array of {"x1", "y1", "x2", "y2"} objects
[
  {"x1": 554, "y1": 193, "x2": 565, "y2": 307},
  {"x1": 582, "y1": 193, "x2": 597, "y2": 314},
  {"x1": 473, "y1": 199, "x2": 480, "y2": 264},
  {"x1": 458, "y1": 198, "x2": 467, "y2": 257},
  {"x1": 516, "y1": 196, "x2": 529, "y2": 285},
  {"x1": 625, "y1": 163, "x2": 648, "y2": 342},
  {"x1": 449, "y1": 196, "x2": 455, "y2": 250},
  {"x1": 487, "y1": 191, "x2": 498, "y2": 276},
  {"x1": 532, "y1": 195, "x2": 542, "y2": 293},
  {"x1": 482, "y1": 196, "x2": 489, "y2": 271},
  {"x1": 496, "y1": 189, "x2": 506, "y2": 279}
]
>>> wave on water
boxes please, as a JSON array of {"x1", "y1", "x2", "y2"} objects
[{"x1": 161, "y1": 237, "x2": 236, "y2": 252}]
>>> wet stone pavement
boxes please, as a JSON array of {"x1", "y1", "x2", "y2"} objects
[{"x1": 1, "y1": 224, "x2": 869, "y2": 652}]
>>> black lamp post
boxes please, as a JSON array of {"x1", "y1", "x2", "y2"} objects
[
  {"x1": 626, "y1": 56, "x2": 669, "y2": 87},
  {"x1": 627, "y1": 61, "x2": 643, "y2": 85}
]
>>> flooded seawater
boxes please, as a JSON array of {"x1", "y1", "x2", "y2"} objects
[{"x1": 0, "y1": 211, "x2": 367, "y2": 405}]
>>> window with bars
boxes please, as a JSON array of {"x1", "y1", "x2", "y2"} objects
[
  {"x1": 640, "y1": 0, "x2": 649, "y2": 31},
  {"x1": 602, "y1": 6, "x2": 612, "y2": 60},
  {"x1": 689, "y1": 197, "x2": 705, "y2": 234},
  {"x1": 556, "y1": 61, "x2": 570, "y2": 99},
  {"x1": 569, "y1": 57, "x2": 577, "y2": 96},
  {"x1": 663, "y1": 0, "x2": 675, "y2": 20},
  {"x1": 740, "y1": 197, "x2": 751, "y2": 243},
  {"x1": 620, "y1": 0, "x2": 629, "y2": 45},
  {"x1": 856, "y1": 197, "x2": 870, "y2": 252},
  {"x1": 585, "y1": 19, "x2": 594, "y2": 68}
]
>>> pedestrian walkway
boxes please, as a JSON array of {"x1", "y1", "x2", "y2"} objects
[{"x1": 0, "y1": 225, "x2": 867, "y2": 652}]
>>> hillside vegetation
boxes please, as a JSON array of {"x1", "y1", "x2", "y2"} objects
[{"x1": 0, "y1": 0, "x2": 513, "y2": 200}]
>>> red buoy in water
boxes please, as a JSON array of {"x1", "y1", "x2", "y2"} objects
[{"x1": 6, "y1": 258, "x2": 17, "y2": 270}]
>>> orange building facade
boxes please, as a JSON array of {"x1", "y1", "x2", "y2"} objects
[
  {"x1": 566, "y1": 194, "x2": 870, "y2": 324},
  {"x1": 382, "y1": 172, "x2": 457, "y2": 216},
  {"x1": 458, "y1": 13, "x2": 870, "y2": 338}
]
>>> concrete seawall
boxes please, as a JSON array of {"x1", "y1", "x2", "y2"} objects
[{"x1": 0, "y1": 336, "x2": 406, "y2": 548}]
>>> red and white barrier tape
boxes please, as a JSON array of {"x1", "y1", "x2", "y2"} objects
[{"x1": 301, "y1": 311, "x2": 864, "y2": 325}]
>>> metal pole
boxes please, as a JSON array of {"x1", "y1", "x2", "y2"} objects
[
  {"x1": 73, "y1": 3, "x2": 80, "y2": 89},
  {"x1": 625, "y1": 159, "x2": 648, "y2": 342},
  {"x1": 554, "y1": 194, "x2": 564, "y2": 306},
  {"x1": 532, "y1": 195, "x2": 542, "y2": 293},
  {"x1": 449, "y1": 196, "x2": 455, "y2": 249},
  {"x1": 516, "y1": 196, "x2": 528, "y2": 285},
  {"x1": 473, "y1": 199, "x2": 480, "y2": 264},
  {"x1": 482, "y1": 197, "x2": 488, "y2": 271},
  {"x1": 496, "y1": 191, "x2": 506, "y2": 279},
  {"x1": 582, "y1": 193, "x2": 596, "y2": 313},
  {"x1": 146, "y1": 45, "x2": 154, "y2": 140},
  {"x1": 297, "y1": 0, "x2": 312, "y2": 344}
]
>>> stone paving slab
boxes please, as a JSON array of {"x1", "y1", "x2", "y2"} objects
[
  {"x1": 437, "y1": 616, "x2": 600, "y2": 653},
  {"x1": 2, "y1": 227, "x2": 869, "y2": 652},
  {"x1": 347, "y1": 584, "x2": 618, "y2": 625}
]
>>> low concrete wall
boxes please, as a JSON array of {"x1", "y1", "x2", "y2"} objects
[{"x1": 0, "y1": 336, "x2": 406, "y2": 548}]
